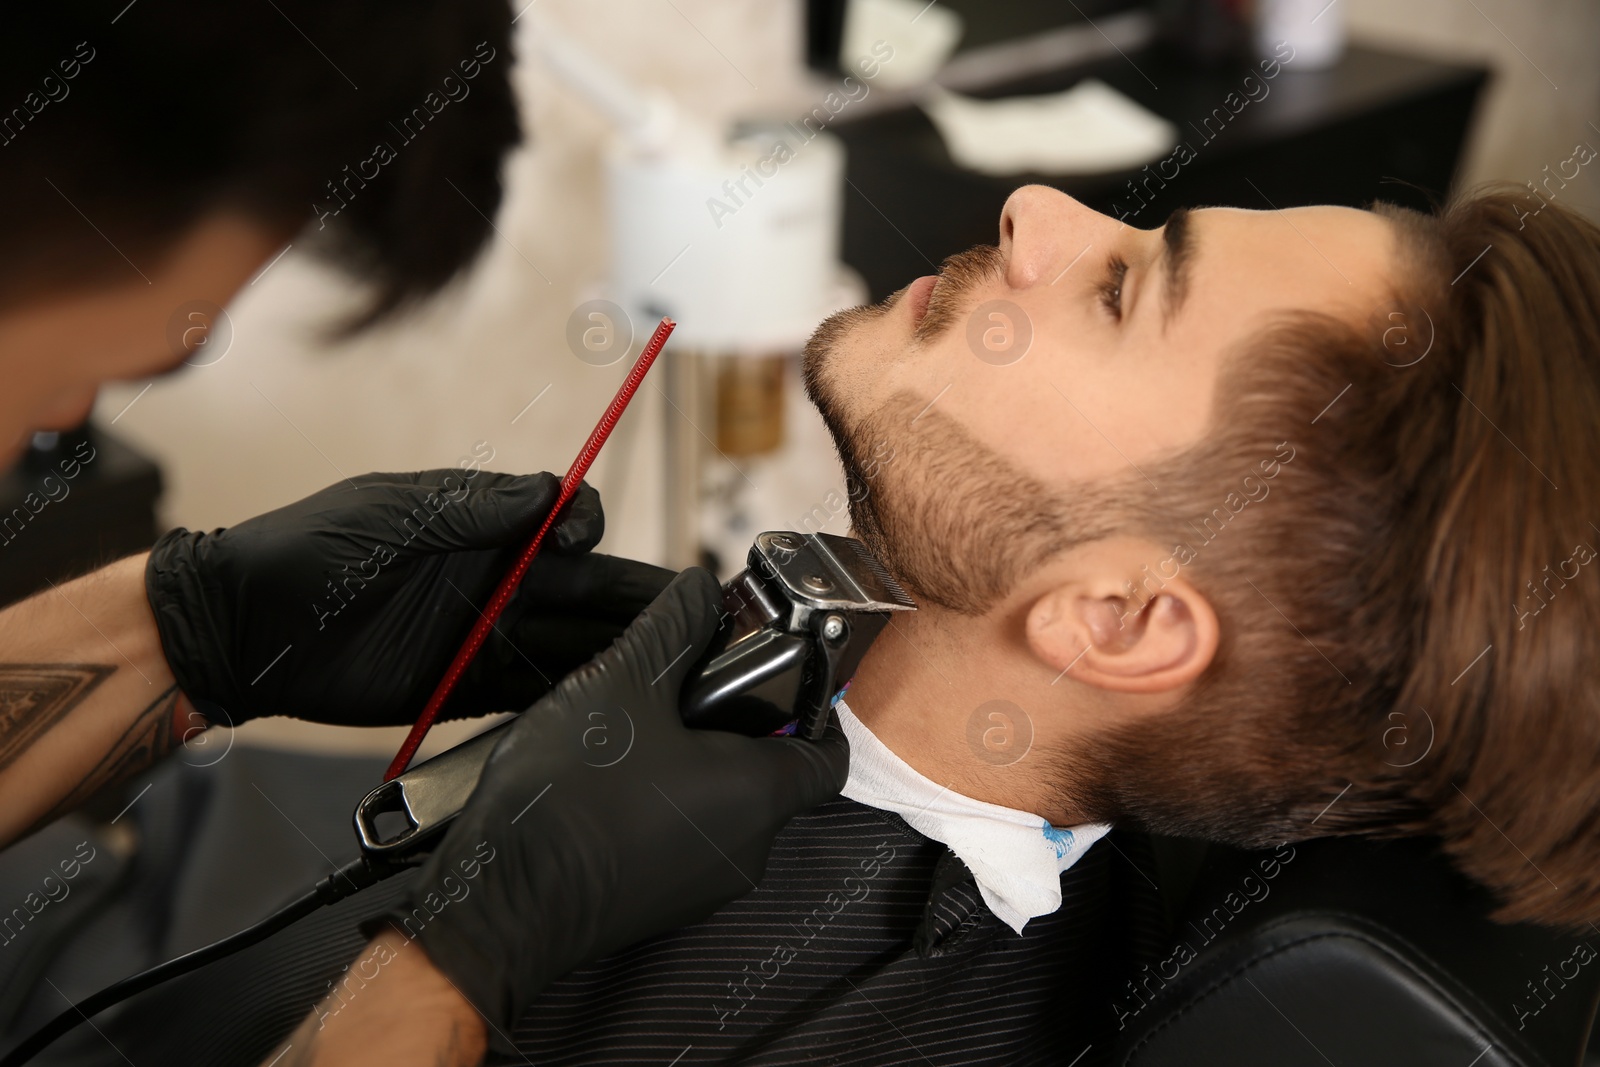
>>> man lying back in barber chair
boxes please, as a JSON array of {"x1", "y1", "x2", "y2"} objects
[
  {"x1": 12, "y1": 173, "x2": 1598, "y2": 1067},
  {"x1": 389, "y1": 178, "x2": 1597, "y2": 1062}
]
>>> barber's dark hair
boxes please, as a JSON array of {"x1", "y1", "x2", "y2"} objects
[
  {"x1": 1074, "y1": 185, "x2": 1600, "y2": 929},
  {"x1": 0, "y1": 0, "x2": 519, "y2": 328}
]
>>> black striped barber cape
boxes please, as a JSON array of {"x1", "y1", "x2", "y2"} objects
[
  {"x1": 4, "y1": 752, "x2": 1123, "y2": 1067},
  {"x1": 498, "y1": 796, "x2": 1120, "y2": 1066}
]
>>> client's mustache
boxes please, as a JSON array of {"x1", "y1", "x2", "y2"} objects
[{"x1": 912, "y1": 244, "x2": 1007, "y2": 345}]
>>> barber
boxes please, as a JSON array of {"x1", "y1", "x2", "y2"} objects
[{"x1": 0, "y1": 4, "x2": 850, "y2": 1064}]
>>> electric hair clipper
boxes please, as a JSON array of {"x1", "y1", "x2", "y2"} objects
[{"x1": 353, "y1": 531, "x2": 915, "y2": 860}]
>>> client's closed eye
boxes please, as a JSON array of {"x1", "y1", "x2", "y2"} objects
[{"x1": 1097, "y1": 255, "x2": 1128, "y2": 321}]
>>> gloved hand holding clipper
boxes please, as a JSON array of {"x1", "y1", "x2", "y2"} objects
[{"x1": 272, "y1": 568, "x2": 852, "y2": 1064}]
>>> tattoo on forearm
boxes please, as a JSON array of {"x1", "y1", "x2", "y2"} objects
[
  {"x1": 0, "y1": 663, "x2": 115, "y2": 775},
  {"x1": 26, "y1": 682, "x2": 180, "y2": 832}
]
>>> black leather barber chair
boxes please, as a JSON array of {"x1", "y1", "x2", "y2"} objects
[{"x1": 1109, "y1": 834, "x2": 1600, "y2": 1066}]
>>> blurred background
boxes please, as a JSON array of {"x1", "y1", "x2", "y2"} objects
[{"x1": 3, "y1": 0, "x2": 1596, "y2": 755}]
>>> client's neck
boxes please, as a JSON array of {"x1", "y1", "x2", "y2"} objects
[{"x1": 843, "y1": 605, "x2": 1090, "y2": 827}]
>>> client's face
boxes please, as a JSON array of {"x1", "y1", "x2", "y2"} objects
[{"x1": 802, "y1": 184, "x2": 1397, "y2": 612}]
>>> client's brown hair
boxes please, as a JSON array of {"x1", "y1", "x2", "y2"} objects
[{"x1": 1081, "y1": 185, "x2": 1600, "y2": 929}]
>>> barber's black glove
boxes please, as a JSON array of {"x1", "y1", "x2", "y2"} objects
[
  {"x1": 145, "y1": 469, "x2": 673, "y2": 727},
  {"x1": 397, "y1": 568, "x2": 849, "y2": 1052}
]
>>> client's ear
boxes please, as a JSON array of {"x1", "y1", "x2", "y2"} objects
[{"x1": 1024, "y1": 578, "x2": 1218, "y2": 695}]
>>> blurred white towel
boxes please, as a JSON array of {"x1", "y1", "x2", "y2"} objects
[{"x1": 923, "y1": 78, "x2": 1177, "y2": 175}]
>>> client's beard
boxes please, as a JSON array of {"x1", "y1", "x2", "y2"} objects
[
  {"x1": 801, "y1": 245, "x2": 1106, "y2": 616},
  {"x1": 799, "y1": 301, "x2": 900, "y2": 570}
]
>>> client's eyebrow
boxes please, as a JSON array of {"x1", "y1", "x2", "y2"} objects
[{"x1": 1159, "y1": 207, "x2": 1195, "y2": 332}]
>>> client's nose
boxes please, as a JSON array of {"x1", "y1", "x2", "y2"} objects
[{"x1": 998, "y1": 185, "x2": 1102, "y2": 289}]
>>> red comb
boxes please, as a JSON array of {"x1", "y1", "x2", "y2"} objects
[{"x1": 384, "y1": 317, "x2": 677, "y2": 781}]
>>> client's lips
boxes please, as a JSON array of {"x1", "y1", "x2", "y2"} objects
[{"x1": 905, "y1": 275, "x2": 938, "y2": 328}]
